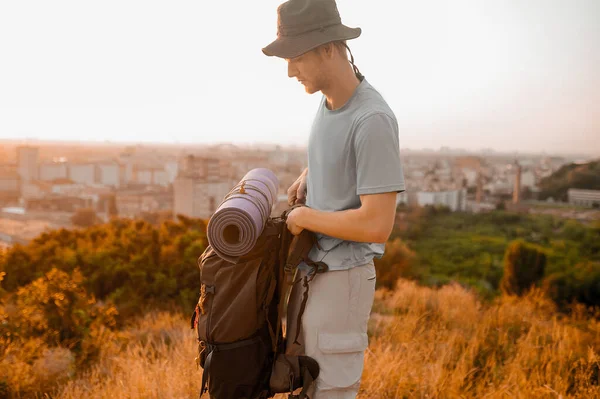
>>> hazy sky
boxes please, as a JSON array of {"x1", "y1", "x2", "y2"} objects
[{"x1": 1, "y1": 0, "x2": 598, "y2": 155}]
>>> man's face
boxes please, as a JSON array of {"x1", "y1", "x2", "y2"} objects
[{"x1": 286, "y1": 48, "x2": 327, "y2": 94}]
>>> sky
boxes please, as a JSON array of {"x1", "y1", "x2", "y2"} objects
[{"x1": 0, "y1": 0, "x2": 599, "y2": 156}]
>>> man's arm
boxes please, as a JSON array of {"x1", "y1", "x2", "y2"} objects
[
  {"x1": 296, "y1": 192, "x2": 398, "y2": 243},
  {"x1": 293, "y1": 112, "x2": 404, "y2": 242}
]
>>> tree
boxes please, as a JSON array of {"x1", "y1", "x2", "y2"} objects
[
  {"x1": 500, "y1": 240, "x2": 546, "y2": 296},
  {"x1": 542, "y1": 261, "x2": 600, "y2": 308},
  {"x1": 373, "y1": 237, "x2": 416, "y2": 289},
  {"x1": 71, "y1": 208, "x2": 99, "y2": 228}
]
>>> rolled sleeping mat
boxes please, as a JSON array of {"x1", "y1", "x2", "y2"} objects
[{"x1": 207, "y1": 168, "x2": 279, "y2": 262}]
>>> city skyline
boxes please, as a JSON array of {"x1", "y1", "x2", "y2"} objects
[
  {"x1": 0, "y1": 138, "x2": 596, "y2": 160},
  {"x1": 1, "y1": 0, "x2": 599, "y2": 156}
]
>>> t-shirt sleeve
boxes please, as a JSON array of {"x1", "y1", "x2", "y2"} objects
[{"x1": 354, "y1": 112, "x2": 406, "y2": 195}]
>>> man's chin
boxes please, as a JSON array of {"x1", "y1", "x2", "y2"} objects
[{"x1": 303, "y1": 84, "x2": 319, "y2": 94}]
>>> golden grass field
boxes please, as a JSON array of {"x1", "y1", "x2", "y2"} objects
[{"x1": 50, "y1": 280, "x2": 600, "y2": 399}]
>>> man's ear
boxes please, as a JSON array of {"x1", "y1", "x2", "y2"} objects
[{"x1": 320, "y1": 42, "x2": 336, "y2": 59}]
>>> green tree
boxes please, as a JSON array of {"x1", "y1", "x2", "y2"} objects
[
  {"x1": 543, "y1": 261, "x2": 600, "y2": 308},
  {"x1": 500, "y1": 240, "x2": 547, "y2": 296}
]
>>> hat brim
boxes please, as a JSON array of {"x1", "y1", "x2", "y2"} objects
[{"x1": 262, "y1": 24, "x2": 361, "y2": 59}]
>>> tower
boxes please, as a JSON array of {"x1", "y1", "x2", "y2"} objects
[
  {"x1": 17, "y1": 146, "x2": 39, "y2": 182},
  {"x1": 476, "y1": 166, "x2": 483, "y2": 204},
  {"x1": 513, "y1": 161, "x2": 522, "y2": 204}
]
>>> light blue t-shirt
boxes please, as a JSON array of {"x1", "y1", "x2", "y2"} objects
[{"x1": 303, "y1": 78, "x2": 406, "y2": 271}]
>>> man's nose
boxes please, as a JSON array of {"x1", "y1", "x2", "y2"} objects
[{"x1": 287, "y1": 62, "x2": 297, "y2": 78}]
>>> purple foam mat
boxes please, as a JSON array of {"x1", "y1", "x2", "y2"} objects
[{"x1": 207, "y1": 168, "x2": 279, "y2": 262}]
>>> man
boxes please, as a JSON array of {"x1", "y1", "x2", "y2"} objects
[{"x1": 262, "y1": 0, "x2": 405, "y2": 397}]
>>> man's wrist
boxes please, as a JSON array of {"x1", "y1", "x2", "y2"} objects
[{"x1": 297, "y1": 206, "x2": 311, "y2": 229}]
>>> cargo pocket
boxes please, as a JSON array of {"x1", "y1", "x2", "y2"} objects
[{"x1": 316, "y1": 331, "x2": 369, "y2": 390}]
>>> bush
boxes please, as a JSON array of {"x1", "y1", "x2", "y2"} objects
[
  {"x1": 71, "y1": 208, "x2": 100, "y2": 228},
  {"x1": 500, "y1": 240, "x2": 547, "y2": 296},
  {"x1": 543, "y1": 261, "x2": 600, "y2": 308},
  {"x1": 0, "y1": 268, "x2": 117, "y2": 396},
  {"x1": 374, "y1": 238, "x2": 417, "y2": 289},
  {"x1": 11, "y1": 268, "x2": 117, "y2": 349},
  {"x1": 0, "y1": 217, "x2": 208, "y2": 318}
]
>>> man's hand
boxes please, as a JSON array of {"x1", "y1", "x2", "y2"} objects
[
  {"x1": 286, "y1": 206, "x2": 306, "y2": 236},
  {"x1": 287, "y1": 168, "x2": 308, "y2": 206},
  {"x1": 293, "y1": 192, "x2": 399, "y2": 243}
]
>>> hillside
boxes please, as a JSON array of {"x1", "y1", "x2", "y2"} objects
[
  {"x1": 49, "y1": 281, "x2": 600, "y2": 398},
  {"x1": 1, "y1": 210, "x2": 599, "y2": 397},
  {"x1": 538, "y1": 160, "x2": 600, "y2": 201}
]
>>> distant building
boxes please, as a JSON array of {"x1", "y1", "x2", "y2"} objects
[
  {"x1": 21, "y1": 179, "x2": 88, "y2": 202},
  {"x1": 416, "y1": 189, "x2": 467, "y2": 212},
  {"x1": 153, "y1": 170, "x2": 170, "y2": 186},
  {"x1": 230, "y1": 157, "x2": 269, "y2": 180},
  {"x1": 0, "y1": 169, "x2": 20, "y2": 203},
  {"x1": 173, "y1": 176, "x2": 234, "y2": 220},
  {"x1": 461, "y1": 168, "x2": 478, "y2": 187},
  {"x1": 133, "y1": 168, "x2": 170, "y2": 186},
  {"x1": 568, "y1": 189, "x2": 600, "y2": 208},
  {"x1": 173, "y1": 155, "x2": 245, "y2": 219},
  {"x1": 136, "y1": 169, "x2": 154, "y2": 185},
  {"x1": 182, "y1": 155, "x2": 231, "y2": 181},
  {"x1": 21, "y1": 180, "x2": 51, "y2": 200},
  {"x1": 122, "y1": 159, "x2": 135, "y2": 185},
  {"x1": 17, "y1": 146, "x2": 39, "y2": 182},
  {"x1": 269, "y1": 146, "x2": 290, "y2": 165},
  {"x1": 521, "y1": 169, "x2": 536, "y2": 189},
  {"x1": 68, "y1": 164, "x2": 96, "y2": 185},
  {"x1": 39, "y1": 161, "x2": 68, "y2": 181},
  {"x1": 96, "y1": 163, "x2": 120, "y2": 187},
  {"x1": 165, "y1": 161, "x2": 179, "y2": 184},
  {"x1": 115, "y1": 188, "x2": 172, "y2": 218}
]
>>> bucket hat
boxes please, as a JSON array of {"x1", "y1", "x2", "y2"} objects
[{"x1": 262, "y1": 0, "x2": 361, "y2": 59}]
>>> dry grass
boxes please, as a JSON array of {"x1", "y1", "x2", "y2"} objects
[
  {"x1": 361, "y1": 281, "x2": 600, "y2": 398},
  {"x1": 56, "y1": 312, "x2": 200, "y2": 399},
  {"x1": 50, "y1": 280, "x2": 600, "y2": 399}
]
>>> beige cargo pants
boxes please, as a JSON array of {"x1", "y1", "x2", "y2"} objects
[{"x1": 286, "y1": 261, "x2": 376, "y2": 399}]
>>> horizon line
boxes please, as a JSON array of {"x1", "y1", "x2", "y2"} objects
[{"x1": 0, "y1": 137, "x2": 597, "y2": 159}]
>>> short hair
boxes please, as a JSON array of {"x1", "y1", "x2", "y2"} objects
[
  {"x1": 314, "y1": 40, "x2": 348, "y2": 59},
  {"x1": 316, "y1": 40, "x2": 363, "y2": 79},
  {"x1": 332, "y1": 41, "x2": 349, "y2": 59}
]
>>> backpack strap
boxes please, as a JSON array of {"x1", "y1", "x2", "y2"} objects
[
  {"x1": 272, "y1": 204, "x2": 307, "y2": 348},
  {"x1": 276, "y1": 206, "x2": 330, "y2": 348},
  {"x1": 291, "y1": 259, "x2": 328, "y2": 346},
  {"x1": 264, "y1": 260, "x2": 278, "y2": 353}
]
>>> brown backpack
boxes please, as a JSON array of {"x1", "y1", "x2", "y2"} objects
[{"x1": 190, "y1": 204, "x2": 328, "y2": 399}]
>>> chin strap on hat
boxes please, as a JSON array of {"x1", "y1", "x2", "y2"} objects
[{"x1": 343, "y1": 42, "x2": 363, "y2": 81}]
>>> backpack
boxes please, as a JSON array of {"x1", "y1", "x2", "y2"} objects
[{"x1": 190, "y1": 204, "x2": 328, "y2": 399}]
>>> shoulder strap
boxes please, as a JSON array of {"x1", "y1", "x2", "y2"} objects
[{"x1": 275, "y1": 205, "x2": 330, "y2": 349}]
